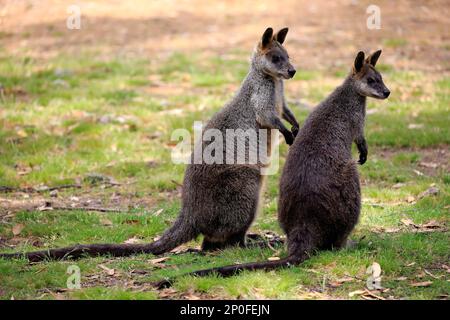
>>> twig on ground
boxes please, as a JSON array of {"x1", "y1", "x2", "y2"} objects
[
  {"x1": 50, "y1": 205, "x2": 129, "y2": 213},
  {"x1": 0, "y1": 184, "x2": 82, "y2": 194}
]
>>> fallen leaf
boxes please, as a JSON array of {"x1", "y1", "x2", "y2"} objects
[
  {"x1": 154, "y1": 209, "x2": 164, "y2": 216},
  {"x1": 170, "y1": 244, "x2": 200, "y2": 254},
  {"x1": 418, "y1": 186, "x2": 439, "y2": 199},
  {"x1": 400, "y1": 218, "x2": 445, "y2": 233},
  {"x1": 410, "y1": 281, "x2": 432, "y2": 287},
  {"x1": 408, "y1": 123, "x2": 424, "y2": 129},
  {"x1": 37, "y1": 204, "x2": 53, "y2": 211},
  {"x1": 268, "y1": 256, "x2": 280, "y2": 261},
  {"x1": 424, "y1": 269, "x2": 442, "y2": 279},
  {"x1": 12, "y1": 224, "x2": 24, "y2": 236},
  {"x1": 421, "y1": 220, "x2": 442, "y2": 229},
  {"x1": 183, "y1": 290, "x2": 202, "y2": 300},
  {"x1": 124, "y1": 237, "x2": 141, "y2": 244},
  {"x1": 123, "y1": 219, "x2": 139, "y2": 225},
  {"x1": 130, "y1": 269, "x2": 149, "y2": 275},
  {"x1": 373, "y1": 226, "x2": 401, "y2": 234},
  {"x1": 349, "y1": 290, "x2": 366, "y2": 297},
  {"x1": 16, "y1": 164, "x2": 32, "y2": 176},
  {"x1": 362, "y1": 290, "x2": 386, "y2": 300},
  {"x1": 395, "y1": 276, "x2": 408, "y2": 281},
  {"x1": 150, "y1": 257, "x2": 169, "y2": 264},
  {"x1": 16, "y1": 129, "x2": 28, "y2": 138},
  {"x1": 158, "y1": 288, "x2": 178, "y2": 298},
  {"x1": 392, "y1": 183, "x2": 406, "y2": 189},
  {"x1": 416, "y1": 271, "x2": 426, "y2": 278},
  {"x1": 419, "y1": 162, "x2": 438, "y2": 169},
  {"x1": 98, "y1": 264, "x2": 115, "y2": 276},
  {"x1": 329, "y1": 277, "x2": 354, "y2": 287},
  {"x1": 401, "y1": 218, "x2": 417, "y2": 227}
]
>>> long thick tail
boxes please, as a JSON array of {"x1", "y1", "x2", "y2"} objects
[
  {"x1": 0, "y1": 215, "x2": 197, "y2": 262},
  {"x1": 155, "y1": 254, "x2": 305, "y2": 288}
]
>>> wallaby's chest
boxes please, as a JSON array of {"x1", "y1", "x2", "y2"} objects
[{"x1": 274, "y1": 81, "x2": 283, "y2": 115}]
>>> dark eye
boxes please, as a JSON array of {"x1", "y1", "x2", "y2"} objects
[
  {"x1": 272, "y1": 55, "x2": 281, "y2": 63},
  {"x1": 367, "y1": 78, "x2": 375, "y2": 84}
]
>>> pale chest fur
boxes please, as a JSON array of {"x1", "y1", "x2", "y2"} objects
[{"x1": 274, "y1": 80, "x2": 284, "y2": 116}]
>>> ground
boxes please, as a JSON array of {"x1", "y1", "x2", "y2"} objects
[{"x1": 0, "y1": 0, "x2": 449, "y2": 300}]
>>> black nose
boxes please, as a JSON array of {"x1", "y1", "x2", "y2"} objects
[
  {"x1": 288, "y1": 69, "x2": 296, "y2": 77},
  {"x1": 383, "y1": 90, "x2": 390, "y2": 98}
]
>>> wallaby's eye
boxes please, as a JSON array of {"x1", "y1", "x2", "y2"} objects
[
  {"x1": 272, "y1": 55, "x2": 281, "y2": 63},
  {"x1": 367, "y1": 78, "x2": 375, "y2": 84}
]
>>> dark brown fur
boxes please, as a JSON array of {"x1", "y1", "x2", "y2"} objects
[{"x1": 155, "y1": 50, "x2": 390, "y2": 287}]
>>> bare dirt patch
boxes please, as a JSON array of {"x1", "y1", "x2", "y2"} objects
[
  {"x1": 376, "y1": 146, "x2": 449, "y2": 176},
  {"x1": 1, "y1": 0, "x2": 448, "y2": 72}
]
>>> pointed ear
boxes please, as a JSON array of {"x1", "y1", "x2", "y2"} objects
[
  {"x1": 274, "y1": 27, "x2": 289, "y2": 44},
  {"x1": 366, "y1": 49, "x2": 382, "y2": 67},
  {"x1": 354, "y1": 51, "x2": 365, "y2": 72},
  {"x1": 261, "y1": 27, "x2": 273, "y2": 49}
]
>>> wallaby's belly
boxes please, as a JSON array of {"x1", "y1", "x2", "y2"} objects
[
  {"x1": 279, "y1": 145, "x2": 361, "y2": 242},
  {"x1": 183, "y1": 163, "x2": 263, "y2": 241}
]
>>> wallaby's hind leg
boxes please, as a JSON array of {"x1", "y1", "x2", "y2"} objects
[
  {"x1": 285, "y1": 224, "x2": 320, "y2": 263},
  {"x1": 202, "y1": 231, "x2": 246, "y2": 251},
  {"x1": 332, "y1": 235, "x2": 357, "y2": 250},
  {"x1": 246, "y1": 233, "x2": 265, "y2": 242}
]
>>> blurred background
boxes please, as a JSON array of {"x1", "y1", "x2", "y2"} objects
[{"x1": 1, "y1": 0, "x2": 448, "y2": 70}]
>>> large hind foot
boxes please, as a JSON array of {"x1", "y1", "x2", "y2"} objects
[
  {"x1": 331, "y1": 235, "x2": 357, "y2": 251},
  {"x1": 202, "y1": 231, "x2": 246, "y2": 251}
]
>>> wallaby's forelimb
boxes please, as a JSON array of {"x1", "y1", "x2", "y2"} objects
[{"x1": 355, "y1": 136, "x2": 368, "y2": 165}]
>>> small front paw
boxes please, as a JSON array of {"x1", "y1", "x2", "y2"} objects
[
  {"x1": 358, "y1": 153, "x2": 367, "y2": 165},
  {"x1": 291, "y1": 125, "x2": 299, "y2": 138},
  {"x1": 284, "y1": 132, "x2": 294, "y2": 145}
]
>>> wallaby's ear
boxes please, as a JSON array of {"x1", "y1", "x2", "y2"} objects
[
  {"x1": 354, "y1": 51, "x2": 365, "y2": 72},
  {"x1": 274, "y1": 27, "x2": 289, "y2": 44},
  {"x1": 261, "y1": 27, "x2": 273, "y2": 49},
  {"x1": 366, "y1": 49, "x2": 382, "y2": 67}
]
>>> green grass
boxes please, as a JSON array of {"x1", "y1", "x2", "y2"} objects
[
  {"x1": 383, "y1": 38, "x2": 408, "y2": 48},
  {"x1": 0, "y1": 51, "x2": 448, "y2": 300}
]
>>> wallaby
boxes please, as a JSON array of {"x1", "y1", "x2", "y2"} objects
[
  {"x1": 0, "y1": 27, "x2": 299, "y2": 262},
  {"x1": 154, "y1": 50, "x2": 390, "y2": 287}
]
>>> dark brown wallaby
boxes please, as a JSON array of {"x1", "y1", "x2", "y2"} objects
[
  {"x1": 154, "y1": 50, "x2": 390, "y2": 287},
  {"x1": 0, "y1": 28, "x2": 298, "y2": 262}
]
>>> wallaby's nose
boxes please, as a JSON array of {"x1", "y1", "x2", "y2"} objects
[
  {"x1": 288, "y1": 69, "x2": 296, "y2": 78},
  {"x1": 383, "y1": 90, "x2": 390, "y2": 98}
]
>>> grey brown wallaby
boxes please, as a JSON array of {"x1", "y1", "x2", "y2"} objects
[
  {"x1": 155, "y1": 50, "x2": 390, "y2": 287},
  {"x1": 0, "y1": 27, "x2": 299, "y2": 262}
]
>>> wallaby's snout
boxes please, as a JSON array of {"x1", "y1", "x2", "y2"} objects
[
  {"x1": 382, "y1": 88, "x2": 390, "y2": 99},
  {"x1": 288, "y1": 67, "x2": 296, "y2": 78}
]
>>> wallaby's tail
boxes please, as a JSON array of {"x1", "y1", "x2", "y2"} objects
[
  {"x1": 0, "y1": 214, "x2": 197, "y2": 262},
  {"x1": 155, "y1": 254, "x2": 305, "y2": 288}
]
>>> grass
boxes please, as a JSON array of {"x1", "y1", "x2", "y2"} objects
[{"x1": 0, "y1": 50, "x2": 449, "y2": 300}]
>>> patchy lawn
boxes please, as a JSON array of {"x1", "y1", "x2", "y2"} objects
[
  {"x1": 0, "y1": 0, "x2": 449, "y2": 300},
  {"x1": 0, "y1": 50, "x2": 448, "y2": 300}
]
